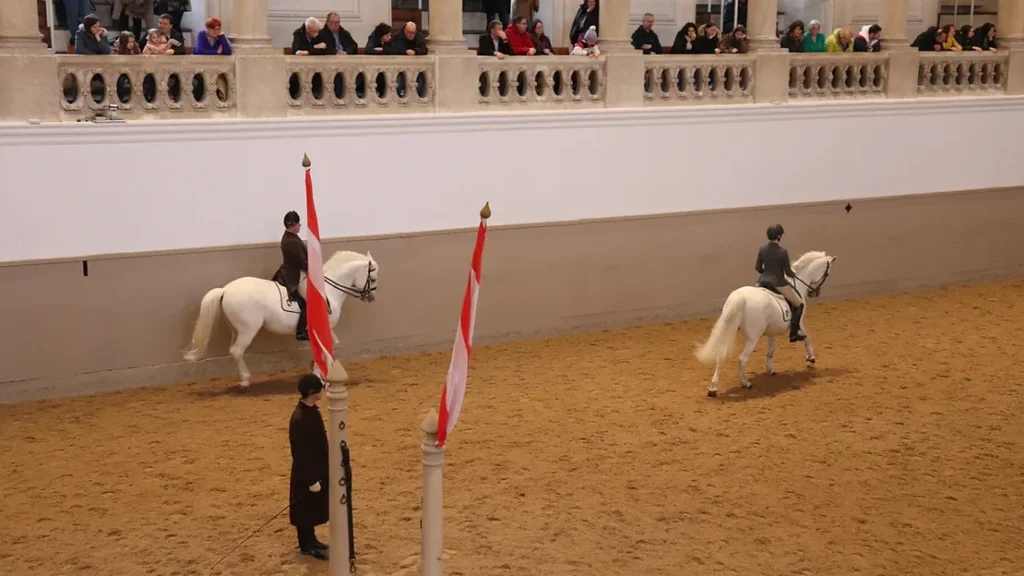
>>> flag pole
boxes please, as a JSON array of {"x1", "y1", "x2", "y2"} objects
[
  {"x1": 421, "y1": 202, "x2": 490, "y2": 576},
  {"x1": 303, "y1": 153, "x2": 354, "y2": 576}
]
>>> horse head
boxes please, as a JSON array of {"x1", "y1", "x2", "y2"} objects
[
  {"x1": 323, "y1": 250, "x2": 379, "y2": 303},
  {"x1": 792, "y1": 251, "x2": 836, "y2": 298}
]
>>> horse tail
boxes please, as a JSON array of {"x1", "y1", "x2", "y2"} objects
[
  {"x1": 695, "y1": 292, "x2": 744, "y2": 365},
  {"x1": 183, "y1": 287, "x2": 225, "y2": 362}
]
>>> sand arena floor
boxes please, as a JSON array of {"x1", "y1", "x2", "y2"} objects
[{"x1": 1, "y1": 280, "x2": 1023, "y2": 576}]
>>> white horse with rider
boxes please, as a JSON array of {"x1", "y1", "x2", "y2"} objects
[
  {"x1": 182, "y1": 250, "x2": 378, "y2": 388},
  {"x1": 695, "y1": 224, "x2": 835, "y2": 397}
]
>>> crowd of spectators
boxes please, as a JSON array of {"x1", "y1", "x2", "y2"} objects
[{"x1": 65, "y1": 0, "x2": 1002, "y2": 61}]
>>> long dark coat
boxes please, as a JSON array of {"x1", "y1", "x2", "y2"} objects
[
  {"x1": 275, "y1": 231, "x2": 308, "y2": 294},
  {"x1": 288, "y1": 401, "x2": 330, "y2": 528}
]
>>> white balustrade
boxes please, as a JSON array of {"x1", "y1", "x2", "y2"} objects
[
  {"x1": 789, "y1": 53, "x2": 888, "y2": 100},
  {"x1": 917, "y1": 52, "x2": 1009, "y2": 96},
  {"x1": 643, "y1": 55, "x2": 755, "y2": 106},
  {"x1": 57, "y1": 56, "x2": 237, "y2": 121},
  {"x1": 285, "y1": 56, "x2": 436, "y2": 115},
  {"x1": 476, "y1": 56, "x2": 606, "y2": 108}
]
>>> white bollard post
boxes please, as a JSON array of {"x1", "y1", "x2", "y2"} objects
[
  {"x1": 327, "y1": 360, "x2": 352, "y2": 576},
  {"x1": 420, "y1": 409, "x2": 444, "y2": 576}
]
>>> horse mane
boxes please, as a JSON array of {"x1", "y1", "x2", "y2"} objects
[
  {"x1": 793, "y1": 250, "x2": 828, "y2": 270},
  {"x1": 324, "y1": 250, "x2": 368, "y2": 272}
]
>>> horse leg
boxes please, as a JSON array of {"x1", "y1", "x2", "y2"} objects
[
  {"x1": 708, "y1": 357, "x2": 723, "y2": 398},
  {"x1": 765, "y1": 336, "x2": 776, "y2": 375},
  {"x1": 229, "y1": 324, "x2": 260, "y2": 389},
  {"x1": 737, "y1": 337, "x2": 758, "y2": 389},
  {"x1": 804, "y1": 333, "x2": 816, "y2": 364}
]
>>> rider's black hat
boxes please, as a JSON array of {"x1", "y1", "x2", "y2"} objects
[{"x1": 284, "y1": 211, "x2": 301, "y2": 227}]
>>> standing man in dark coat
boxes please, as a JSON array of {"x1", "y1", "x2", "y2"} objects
[
  {"x1": 273, "y1": 211, "x2": 310, "y2": 341},
  {"x1": 289, "y1": 374, "x2": 330, "y2": 560}
]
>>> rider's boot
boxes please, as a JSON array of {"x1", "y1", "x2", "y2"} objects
[
  {"x1": 789, "y1": 304, "x2": 807, "y2": 342},
  {"x1": 296, "y1": 308, "x2": 309, "y2": 341}
]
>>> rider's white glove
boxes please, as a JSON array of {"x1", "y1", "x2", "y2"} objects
[{"x1": 309, "y1": 481, "x2": 321, "y2": 493}]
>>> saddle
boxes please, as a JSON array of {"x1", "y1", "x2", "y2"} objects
[{"x1": 271, "y1": 276, "x2": 332, "y2": 315}]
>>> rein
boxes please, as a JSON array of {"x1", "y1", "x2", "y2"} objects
[
  {"x1": 324, "y1": 260, "x2": 377, "y2": 301},
  {"x1": 793, "y1": 259, "x2": 832, "y2": 298}
]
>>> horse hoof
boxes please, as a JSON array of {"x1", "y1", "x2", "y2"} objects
[
  {"x1": 707, "y1": 390, "x2": 718, "y2": 398},
  {"x1": 766, "y1": 370, "x2": 775, "y2": 376},
  {"x1": 807, "y1": 358, "x2": 816, "y2": 364},
  {"x1": 742, "y1": 383, "x2": 752, "y2": 390},
  {"x1": 239, "y1": 381, "x2": 251, "y2": 390}
]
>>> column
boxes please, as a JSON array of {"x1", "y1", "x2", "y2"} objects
[
  {"x1": 880, "y1": 0, "x2": 909, "y2": 46},
  {"x1": 420, "y1": 409, "x2": 444, "y2": 576},
  {"x1": 230, "y1": 0, "x2": 285, "y2": 117},
  {"x1": 880, "y1": 0, "x2": 918, "y2": 99},
  {"x1": 747, "y1": 0, "x2": 780, "y2": 51},
  {"x1": 1001, "y1": 0, "x2": 1024, "y2": 95},
  {"x1": 427, "y1": 0, "x2": 465, "y2": 53},
  {"x1": 0, "y1": 0, "x2": 59, "y2": 122},
  {"x1": 0, "y1": 0, "x2": 46, "y2": 52},
  {"x1": 999, "y1": 0, "x2": 1024, "y2": 47},
  {"x1": 597, "y1": 0, "x2": 631, "y2": 54},
  {"x1": 326, "y1": 360, "x2": 353, "y2": 576},
  {"x1": 749, "y1": 0, "x2": 789, "y2": 104},
  {"x1": 230, "y1": 0, "x2": 275, "y2": 53}
]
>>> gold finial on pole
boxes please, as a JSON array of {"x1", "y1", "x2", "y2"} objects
[
  {"x1": 480, "y1": 202, "x2": 491, "y2": 220},
  {"x1": 302, "y1": 153, "x2": 311, "y2": 168}
]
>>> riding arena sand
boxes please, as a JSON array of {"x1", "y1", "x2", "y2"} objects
[{"x1": 1, "y1": 279, "x2": 1022, "y2": 576}]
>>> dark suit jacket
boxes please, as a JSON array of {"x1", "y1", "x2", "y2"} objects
[
  {"x1": 292, "y1": 25, "x2": 337, "y2": 55},
  {"x1": 477, "y1": 34, "x2": 512, "y2": 57},
  {"x1": 756, "y1": 241, "x2": 796, "y2": 288},
  {"x1": 278, "y1": 231, "x2": 308, "y2": 293}
]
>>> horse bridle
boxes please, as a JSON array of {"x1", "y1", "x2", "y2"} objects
[
  {"x1": 794, "y1": 259, "x2": 831, "y2": 298},
  {"x1": 324, "y1": 261, "x2": 377, "y2": 301}
]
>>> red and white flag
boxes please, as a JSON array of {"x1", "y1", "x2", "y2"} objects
[
  {"x1": 302, "y1": 155, "x2": 334, "y2": 381},
  {"x1": 435, "y1": 204, "x2": 490, "y2": 448}
]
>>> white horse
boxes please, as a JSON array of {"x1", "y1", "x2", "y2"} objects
[
  {"x1": 182, "y1": 250, "x2": 379, "y2": 388},
  {"x1": 695, "y1": 251, "x2": 836, "y2": 397}
]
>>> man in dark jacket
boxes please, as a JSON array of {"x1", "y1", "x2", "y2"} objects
[
  {"x1": 478, "y1": 20, "x2": 513, "y2": 58},
  {"x1": 755, "y1": 224, "x2": 807, "y2": 342},
  {"x1": 631, "y1": 13, "x2": 663, "y2": 54},
  {"x1": 293, "y1": 17, "x2": 337, "y2": 55},
  {"x1": 289, "y1": 374, "x2": 330, "y2": 560},
  {"x1": 273, "y1": 211, "x2": 310, "y2": 341},
  {"x1": 324, "y1": 11, "x2": 359, "y2": 55},
  {"x1": 140, "y1": 14, "x2": 186, "y2": 54},
  {"x1": 391, "y1": 22, "x2": 428, "y2": 55},
  {"x1": 722, "y1": 0, "x2": 747, "y2": 34},
  {"x1": 854, "y1": 24, "x2": 882, "y2": 52}
]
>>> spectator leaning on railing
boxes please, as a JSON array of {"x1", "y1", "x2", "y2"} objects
[
  {"x1": 803, "y1": 19, "x2": 826, "y2": 52},
  {"x1": 365, "y1": 23, "x2": 393, "y2": 55},
  {"x1": 193, "y1": 18, "x2": 232, "y2": 55},
  {"x1": 292, "y1": 17, "x2": 336, "y2": 56},
  {"x1": 325, "y1": 12, "x2": 359, "y2": 55},
  {"x1": 825, "y1": 27, "x2": 853, "y2": 52},
  {"x1": 506, "y1": 16, "x2": 536, "y2": 56},
  {"x1": 670, "y1": 22, "x2": 698, "y2": 54},
  {"x1": 853, "y1": 24, "x2": 881, "y2": 53},
  {"x1": 780, "y1": 20, "x2": 804, "y2": 52},
  {"x1": 530, "y1": 20, "x2": 554, "y2": 56},
  {"x1": 75, "y1": 14, "x2": 112, "y2": 55},
  {"x1": 478, "y1": 20, "x2": 512, "y2": 58},
  {"x1": 719, "y1": 24, "x2": 749, "y2": 54},
  {"x1": 631, "y1": 13, "x2": 663, "y2": 55},
  {"x1": 391, "y1": 22, "x2": 428, "y2": 56}
]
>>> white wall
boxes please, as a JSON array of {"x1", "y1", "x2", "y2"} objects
[{"x1": 2, "y1": 97, "x2": 1024, "y2": 263}]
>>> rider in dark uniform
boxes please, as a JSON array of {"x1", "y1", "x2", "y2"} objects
[
  {"x1": 274, "y1": 211, "x2": 309, "y2": 341},
  {"x1": 755, "y1": 224, "x2": 807, "y2": 342}
]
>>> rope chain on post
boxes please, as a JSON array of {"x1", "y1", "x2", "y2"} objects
[{"x1": 341, "y1": 440, "x2": 356, "y2": 573}]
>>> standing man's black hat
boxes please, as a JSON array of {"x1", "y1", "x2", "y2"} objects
[
  {"x1": 298, "y1": 373, "x2": 324, "y2": 398},
  {"x1": 284, "y1": 211, "x2": 301, "y2": 227}
]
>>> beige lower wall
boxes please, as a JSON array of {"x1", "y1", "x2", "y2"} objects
[{"x1": 2, "y1": 187, "x2": 1023, "y2": 403}]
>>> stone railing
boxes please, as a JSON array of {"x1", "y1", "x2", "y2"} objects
[
  {"x1": 476, "y1": 56, "x2": 606, "y2": 109},
  {"x1": 56, "y1": 56, "x2": 237, "y2": 121},
  {"x1": 917, "y1": 52, "x2": 1010, "y2": 96},
  {"x1": 285, "y1": 56, "x2": 435, "y2": 115},
  {"x1": 643, "y1": 55, "x2": 755, "y2": 105},
  {"x1": 789, "y1": 53, "x2": 888, "y2": 100},
  {"x1": 7, "y1": 48, "x2": 1020, "y2": 123}
]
